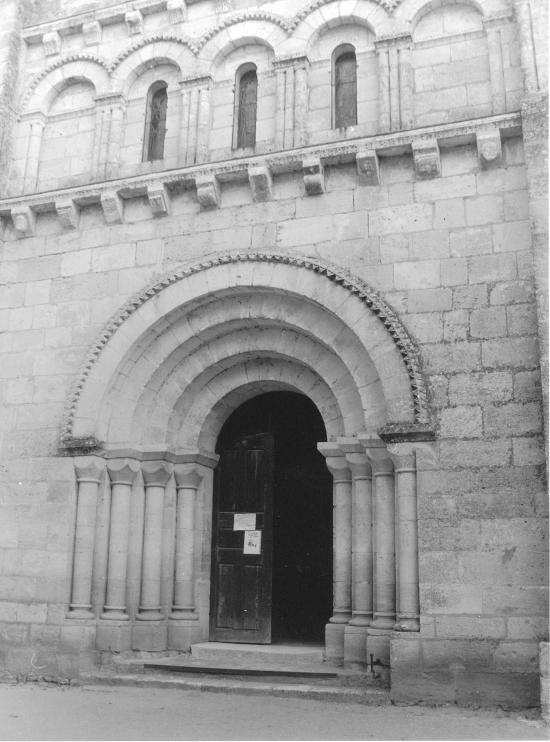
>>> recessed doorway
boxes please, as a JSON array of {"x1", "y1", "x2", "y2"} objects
[{"x1": 210, "y1": 391, "x2": 332, "y2": 644}]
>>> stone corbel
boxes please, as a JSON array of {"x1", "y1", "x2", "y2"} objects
[
  {"x1": 476, "y1": 126, "x2": 503, "y2": 169},
  {"x1": 248, "y1": 164, "x2": 273, "y2": 202},
  {"x1": 412, "y1": 138, "x2": 441, "y2": 179},
  {"x1": 215, "y1": 0, "x2": 234, "y2": 12},
  {"x1": 11, "y1": 206, "x2": 35, "y2": 238},
  {"x1": 195, "y1": 173, "x2": 220, "y2": 209},
  {"x1": 147, "y1": 183, "x2": 171, "y2": 216},
  {"x1": 167, "y1": 0, "x2": 187, "y2": 23},
  {"x1": 125, "y1": 10, "x2": 143, "y2": 35},
  {"x1": 83, "y1": 20, "x2": 101, "y2": 46},
  {"x1": 56, "y1": 198, "x2": 80, "y2": 230},
  {"x1": 356, "y1": 148, "x2": 380, "y2": 185},
  {"x1": 43, "y1": 31, "x2": 61, "y2": 56},
  {"x1": 303, "y1": 156, "x2": 325, "y2": 195},
  {"x1": 100, "y1": 190, "x2": 124, "y2": 224}
]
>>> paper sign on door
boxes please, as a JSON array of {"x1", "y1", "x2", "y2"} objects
[
  {"x1": 233, "y1": 513, "x2": 256, "y2": 531},
  {"x1": 243, "y1": 530, "x2": 261, "y2": 554}
]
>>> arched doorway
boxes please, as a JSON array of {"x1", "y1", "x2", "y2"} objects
[{"x1": 210, "y1": 391, "x2": 332, "y2": 644}]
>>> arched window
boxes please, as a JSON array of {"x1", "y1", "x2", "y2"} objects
[
  {"x1": 235, "y1": 66, "x2": 258, "y2": 149},
  {"x1": 143, "y1": 81, "x2": 168, "y2": 161},
  {"x1": 333, "y1": 47, "x2": 357, "y2": 129}
]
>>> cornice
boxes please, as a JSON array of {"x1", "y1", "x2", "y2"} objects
[{"x1": 59, "y1": 251, "x2": 432, "y2": 448}]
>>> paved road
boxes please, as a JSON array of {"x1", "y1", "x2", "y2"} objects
[{"x1": 0, "y1": 683, "x2": 547, "y2": 741}]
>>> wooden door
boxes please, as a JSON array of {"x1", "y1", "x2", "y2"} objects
[{"x1": 210, "y1": 433, "x2": 274, "y2": 643}]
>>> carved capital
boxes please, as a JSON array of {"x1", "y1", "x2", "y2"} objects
[
  {"x1": 356, "y1": 148, "x2": 380, "y2": 185},
  {"x1": 147, "y1": 183, "x2": 171, "y2": 216},
  {"x1": 100, "y1": 190, "x2": 124, "y2": 224},
  {"x1": 412, "y1": 138, "x2": 441, "y2": 179},
  {"x1": 167, "y1": 0, "x2": 187, "y2": 23},
  {"x1": 477, "y1": 127, "x2": 502, "y2": 169},
  {"x1": 303, "y1": 156, "x2": 325, "y2": 195},
  {"x1": 43, "y1": 31, "x2": 61, "y2": 56},
  {"x1": 106, "y1": 458, "x2": 140, "y2": 486},
  {"x1": 387, "y1": 443, "x2": 416, "y2": 472},
  {"x1": 174, "y1": 465, "x2": 204, "y2": 491},
  {"x1": 317, "y1": 444, "x2": 351, "y2": 483},
  {"x1": 74, "y1": 456, "x2": 105, "y2": 484},
  {"x1": 142, "y1": 461, "x2": 172, "y2": 488},
  {"x1": 195, "y1": 174, "x2": 220, "y2": 209},
  {"x1": 12, "y1": 206, "x2": 35, "y2": 238},
  {"x1": 56, "y1": 199, "x2": 79, "y2": 229},
  {"x1": 248, "y1": 164, "x2": 272, "y2": 202},
  {"x1": 273, "y1": 54, "x2": 310, "y2": 71},
  {"x1": 125, "y1": 10, "x2": 143, "y2": 35},
  {"x1": 83, "y1": 20, "x2": 101, "y2": 45}
]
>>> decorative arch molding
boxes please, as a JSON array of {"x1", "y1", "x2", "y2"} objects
[
  {"x1": 109, "y1": 34, "x2": 199, "y2": 73},
  {"x1": 199, "y1": 21, "x2": 286, "y2": 67},
  {"x1": 21, "y1": 55, "x2": 111, "y2": 112},
  {"x1": 397, "y1": 0, "x2": 486, "y2": 27},
  {"x1": 61, "y1": 252, "x2": 432, "y2": 452},
  {"x1": 195, "y1": 10, "x2": 292, "y2": 51},
  {"x1": 290, "y1": 0, "x2": 402, "y2": 28}
]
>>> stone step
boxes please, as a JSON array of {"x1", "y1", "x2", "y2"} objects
[
  {"x1": 190, "y1": 641, "x2": 325, "y2": 667},
  {"x1": 80, "y1": 670, "x2": 390, "y2": 705}
]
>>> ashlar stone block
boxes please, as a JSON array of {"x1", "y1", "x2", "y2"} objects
[
  {"x1": 248, "y1": 165, "x2": 273, "y2": 202},
  {"x1": 147, "y1": 184, "x2": 171, "y2": 217},
  {"x1": 42, "y1": 31, "x2": 61, "y2": 57},
  {"x1": 195, "y1": 174, "x2": 221, "y2": 210},
  {"x1": 125, "y1": 10, "x2": 143, "y2": 35},
  {"x1": 477, "y1": 127, "x2": 503, "y2": 169},
  {"x1": 412, "y1": 138, "x2": 441, "y2": 179},
  {"x1": 55, "y1": 199, "x2": 79, "y2": 230},
  {"x1": 356, "y1": 148, "x2": 380, "y2": 185},
  {"x1": 303, "y1": 156, "x2": 325, "y2": 195},
  {"x1": 11, "y1": 206, "x2": 35, "y2": 239},
  {"x1": 100, "y1": 191, "x2": 124, "y2": 224}
]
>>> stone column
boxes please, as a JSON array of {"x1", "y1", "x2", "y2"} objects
[
  {"x1": 376, "y1": 42, "x2": 391, "y2": 132},
  {"x1": 388, "y1": 443, "x2": 419, "y2": 632},
  {"x1": 196, "y1": 77, "x2": 213, "y2": 164},
  {"x1": 69, "y1": 457, "x2": 104, "y2": 618},
  {"x1": 171, "y1": 465, "x2": 203, "y2": 619},
  {"x1": 484, "y1": 19, "x2": 506, "y2": 114},
  {"x1": 318, "y1": 444, "x2": 352, "y2": 664},
  {"x1": 22, "y1": 114, "x2": 46, "y2": 193},
  {"x1": 362, "y1": 437, "x2": 395, "y2": 666},
  {"x1": 137, "y1": 462, "x2": 172, "y2": 621},
  {"x1": 101, "y1": 459, "x2": 139, "y2": 620},
  {"x1": 91, "y1": 101, "x2": 110, "y2": 180},
  {"x1": 273, "y1": 56, "x2": 309, "y2": 149},
  {"x1": 398, "y1": 37, "x2": 414, "y2": 130},
  {"x1": 104, "y1": 95, "x2": 127, "y2": 178},
  {"x1": 340, "y1": 441, "x2": 373, "y2": 668},
  {"x1": 513, "y1": 0, "x2": 541, "y2": 94}
]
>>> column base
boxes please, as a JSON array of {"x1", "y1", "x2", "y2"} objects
[
  {"x1": 325, "y1": 622, "x2": 346, "y2": 665},
  {"x1": 136, "y1": 609, "x2": 164, "y2": 621},
  {"x1": 167, "y1": 620, "x2": 203, "y2": 651},
  {"x1": 101, "y1": 607, "x2": 129, "y2": 621},
  {"x1": 344, "y1": 623, "x2": 369, "y2": 669},
  {"x1": 370, "y1": 615, "x2": 395, "y2": 630},
  {"x1": 68, "y1": 606, "x2": 95, "y2": 619},
  {"x1": 329, "y1": 610, "x2": 352, "y2": 625},
  {"x1": 96, "y1": 621, "x2": 131, "y2": 651},
  {"x1": 394, "y1": 617, "x2": 420, "y2": 632},
  {"x1": 366, "y1": 626, "x2": 391, "y2": 666},
  {"x1": 170, "y1": 607, "x2": 198, "y2": 621},
  {"x1": 132, "y1": 621, "x2": 168, "y2": 651}
]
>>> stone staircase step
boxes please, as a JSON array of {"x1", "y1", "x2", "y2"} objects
[
  {"x1": 190, "y1": 641, "x2": 324, "y2": 666},
  {"x1": 80, "y1": 670, "x2": 390, "y2": 705}
]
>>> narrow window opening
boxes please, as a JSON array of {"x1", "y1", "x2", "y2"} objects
[
  {"x1": 144, "y1": 81, "x2": 168, "y2": 161},
  {"x1": 236, "y1": 67, "x2": 258, "y2": 149},
  {"x1": 334, "y1": 48, "x2": 357, "y2": 129}
]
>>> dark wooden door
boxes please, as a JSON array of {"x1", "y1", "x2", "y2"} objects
[{"x1": 210, "y1": 433, "x2": 274, "y2": 643}]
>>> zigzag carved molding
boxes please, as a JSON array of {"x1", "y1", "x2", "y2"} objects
[{"x1": 60, "y1": 251, "x2": 432, "y2": 447}]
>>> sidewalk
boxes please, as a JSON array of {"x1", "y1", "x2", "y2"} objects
[{"x1": 0, "y1": 682, "x2": 547, "y2": 741}]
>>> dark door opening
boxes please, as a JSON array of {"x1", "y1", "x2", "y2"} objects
[{"x1": 211, "y1": 391, "x2": 332, "y2": 644}]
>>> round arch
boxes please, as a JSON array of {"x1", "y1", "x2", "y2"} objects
[
  {"x1": 23, "y1": 57, "x2": 111, "y2": 113},
  {"x1": 61, "y1": 252, "x2": 431, "y2": 454}
]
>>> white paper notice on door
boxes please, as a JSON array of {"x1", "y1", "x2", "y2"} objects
[
  {"x1": 233, "y1": 513, "x2": 256, "y2": 531},
  {"x1": 243, "y1": 530, "x2": 261, "y2": 554}
]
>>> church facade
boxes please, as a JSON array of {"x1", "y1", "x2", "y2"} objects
[{"x1": 0, "y1": 0, "x2": 547, "y2": 710}]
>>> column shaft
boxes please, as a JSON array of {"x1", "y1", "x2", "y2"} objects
[
  {"x1": 106, "y1": 102, "x2": 126, "y2": 178},
  {"x1": 187, "y1": 87, "x2": 199, "y2": 166},
  {"x1": 171, "y1": 466, "x2": 203, "y2": 619},
  {"x1": 486, "y1": 26, "x2": 506, "y2": 114},
  {"x1": 196, "y1": 83, "x2": 212, "y2": 164},
  {"x1": 351, "y1": 472, "x2": 373, "y2": 624},
  {"x1": 102, "y1": 460, "x2": 139, "y2": 620},
  {"x1": 284, "y1": 67, "x2": 295, "y2": 148},
  {"x1": 398, "y1": 44, "x2": 414, "y2": 130},
  {"x1": 69, "y1": 458, "x2": 104, "y2": 617},
  {"x1": 377, "y1": 46, "x2": 391, "y2": 132},
  {"x1": 294, "y1": 62, "x2": 309, "y2": 147},
  {"x1": 23, "y1": 117, "x2": 45, "y2": 192},
  {"x1": 275, "y1": 67, "x2": 286, "y2": 149},
  {"x1": 389, "y1": 46, "x2": 401, "y2": 131},
  {"x1": 514, "y1": 0, "x2": 539, "y2": 93}
]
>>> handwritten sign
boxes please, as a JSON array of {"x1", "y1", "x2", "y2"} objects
[
  {"x1": 233, "y1": 513, "x2": 256, "y2": 531},
  {"x1": 244, "y1": 530, "x2": 261, "y2": 555}
]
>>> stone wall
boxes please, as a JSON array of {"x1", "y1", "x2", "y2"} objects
[{"x1": 0, "y1": 0, "x2": 547, "y2": 710}]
